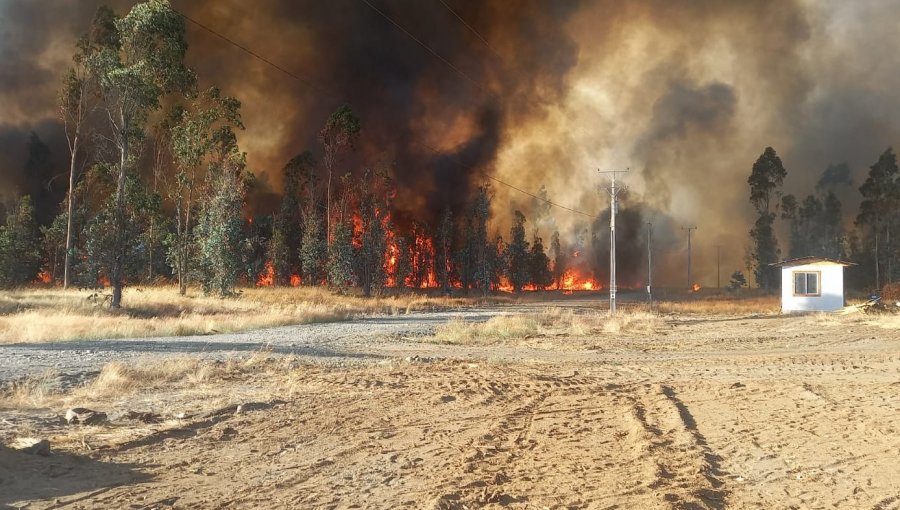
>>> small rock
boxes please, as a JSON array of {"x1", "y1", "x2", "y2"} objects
[
  {"x1": 440, "y1": 395, "x2": 456, "y2": 403},
  {"x1": 730, "y1": 382, "x2": 746, "y2": 389},
  {"x1": 65, "y1": 408, "x2": 107, "y2": 426}
]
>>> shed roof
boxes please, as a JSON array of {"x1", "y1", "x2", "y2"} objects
[{"x1": 770, "y1": 256, "x2": 856, "y2": 268}]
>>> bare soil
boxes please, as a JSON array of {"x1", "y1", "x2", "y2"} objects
[{"x1": 1, "y1": 300, "x2": 899, "y2": 509}]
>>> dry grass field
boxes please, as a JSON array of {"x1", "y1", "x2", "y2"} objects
[
  {"x1": 2, "y1": 303, "x2": 899, "y2": 509},
  {"x1": 0, "y1": 286, "x2": 510, "y2": 343}
]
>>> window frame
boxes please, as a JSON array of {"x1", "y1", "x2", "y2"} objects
[{"x1": 792, "y1": 270, "x2": 821, "y2": 297}]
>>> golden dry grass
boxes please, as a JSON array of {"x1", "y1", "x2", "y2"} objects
[
  {"x1": 653, "y1": 295, "x2": 781, "y2": 315},
  {"x1": 430, "y1": 307, "x2": 663, "y2": 345},
  {"x1": 0, "y1": 351, "x2": 292, "y2": 411},
  {"x1": 0, "y1": 286, "x2": 510, "y2": 343}
]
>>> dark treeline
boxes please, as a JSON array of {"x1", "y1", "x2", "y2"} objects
[{"x1": 746, "y1": 146, "x2": 900, "y2": 293}]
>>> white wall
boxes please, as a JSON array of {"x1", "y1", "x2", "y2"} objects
[{"x1": 781, "y1": 263, "x2": 845, "y2": 312}]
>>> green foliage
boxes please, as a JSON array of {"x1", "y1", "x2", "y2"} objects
[
  {"x1": 327, "y1": 222, "x2": 354, "y2": 293},
  {"x1": 855, "y1": 147, "x2": 899, "y2": 288},
  {"x1": 355, "y1": 170, "x2": 391, "y2": 297},
  {"x1": 194, "y1": 151, "x2": 247, "y2": 296},
  {"x1": 748, "y1": 147, "x2": 787, "y2": 214},
  {"x1": 549, "y1": 230, "x2": 563, "y2": 289},
  {"x1": 748, "y1": 212, "x2": 779, "y2": 291},
  {"x1": 728, "y1": 270, "x2": 747, "y2": 291},
  {"x1": 528, "y1": 235, "x2": 552, "y2": 290},
  {"x1": 507, "y1": 210, "x2": 530, "y2": 292},
  {"x1": 0, "y1": 196, "x2": 41, "y2": 287},
  {"x1": 87, "y1": 0, "x2": 195, "y2": 307},
  {"x1": 271, "y1": 152, "x2": 314, "y2": 284},
  {"x1": 748, "y1": 147, "x2": 785, "y2": 292},
  {"x1": 300, "y1": 207, "x2": 326, "y2": 285},
  {"x1": 472, "y1": 186, "x2": 492, "y2": 295}
]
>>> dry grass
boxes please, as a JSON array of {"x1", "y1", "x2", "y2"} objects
[
  {"x1": 430, "y1": 307, "x2": 663, "y2": 345},
  {"x1": 653, "y1": 295, "x2": 781, "y2": 315},
  {"x1": 0, "y1": 351, "x2": 293, "y2": 411},
  {"x1": 0, "y1": 286, "x2": 510, "y2": 343}
]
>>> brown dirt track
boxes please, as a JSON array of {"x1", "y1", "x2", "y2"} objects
[{"x1": 2, "y1": 309, "x2": 899, "y2": 509}]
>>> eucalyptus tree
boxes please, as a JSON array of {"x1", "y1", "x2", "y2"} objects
[
  {"x1": 87, "y1": 0, "x2": 195, "y2": 307},
  {"x1": 169, "y1": 87, "x2": 242, "y2": 294},
  {"x1": 319, "y1": 105, "x2": 360, "y2": 243},
  {"x1": 58, "y1": 6, "x2": 116, "y2": 289},
  {"x1": 747, "y1": 147, "x2": 786, "y2": 292}
]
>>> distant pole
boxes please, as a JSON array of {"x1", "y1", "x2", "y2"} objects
[
  {"x1": 647, "y1": 222, "x2": 653, "y2": 310},
  {"x1": 716, "y1": 244, "x2": 721, "y2": 289},
  {"x1": 599, "y1": 169, "x2": 628, "y2": 316},
  {"x1": 683, "y1": 226, "x2": 697, "y2": 290}
]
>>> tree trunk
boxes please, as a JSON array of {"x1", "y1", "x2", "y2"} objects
[
  {"x1": 875, "y1": 230, "x2": 881, "y2": 291},
  {"x1": 111, "y1": 121, "x2": 128, "y2": 309},
  {"x1": 63, "y1": 133, "x2": 79, "y2": 290}
]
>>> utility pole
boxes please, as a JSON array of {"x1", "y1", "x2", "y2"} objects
[
  {"x1": 716, "y1": 244, "x2": 722, "y2": 289},
  {"x1": 599, "y1": 169, "x2": 628, "y2": 315},
  {"x1": 647, "y1": 222, "x2": 653, "y2": 311},
  {"x1": 683, "y1": 226, "x2": 697, "y2": 290}
]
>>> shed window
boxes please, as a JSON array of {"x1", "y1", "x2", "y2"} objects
[{"x1": 793, "y1": 271, "x2": 820, "y2": 296}]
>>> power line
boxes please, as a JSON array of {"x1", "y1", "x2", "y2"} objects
[
  {"x1": 175, "y1": 6, "x2": 594, "y2": 218},
  {"x1": 358, "y1": 0, "x2": 485, "y2": 92},
  {"x1": 176, "y1": 11, "x2": 339, "y2": 100},
  {"x1": 435, "y1": 0, "x2": 501, "y2": 59}
]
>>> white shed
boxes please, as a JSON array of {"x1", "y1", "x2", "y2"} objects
[{"x1": 772, "y1": 257, "x2": 854, "y2": 313}]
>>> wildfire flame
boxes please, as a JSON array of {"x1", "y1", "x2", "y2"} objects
[
  {"x1": 35, "y1": 270, "x2": 51, "y2": 284},
  {"x1": 290, "y1": 274, "x2": 301, "y2": 287},
  {"x1": 257, "y1": 261, "x2": 275, "y2": 287},
  {"x1": 98, "y1": 275, "x2": 110, "y2": 287},
  {"x1": 691, "y1": 282, "x2": 701, "y2": 292},
  {"x1": 558, "y1": 270, "x2": 599, "y2": 292}
]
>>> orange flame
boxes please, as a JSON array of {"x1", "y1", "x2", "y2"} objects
[
  {"x1": 290, "y1": 274, "x2": 301, "y2": 287},
  {"x1": 98, "y1": 275, "x2": 110, "y2": 287},
  {"x1": 691, "y1": 282, "x2": 701, "y2": 292},
  {"x1": 557, "y1": 270, "x2": 599, "y2": 292},
  {"x1": 35, "y1": 270, "x2": 52, "y2": 284},
  {"x1": 257, "y1": 261, "x2": 275, "y2": 287}
]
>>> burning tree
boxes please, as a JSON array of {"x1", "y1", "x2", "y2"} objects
[{"x1": 354, "y1": 169, "x2": 392, "y2": 297}]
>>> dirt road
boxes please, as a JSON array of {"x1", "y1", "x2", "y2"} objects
[{"x1": 2, "y1": 300, "x2": 899, "y2": 509}]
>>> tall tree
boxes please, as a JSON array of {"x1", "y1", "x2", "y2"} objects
[
  {"x1": 169, "y1": 87, "x2": 242, "y2": 294},
  {"x1": 319, "y1": 104, "x2": 360, "y2": 244},
  {"x1": 88, "y1": 0, "x2": 195, "y2": 307},
  {"x1": 507, "y1": 210, "x2": 529, "y2": 293},
  {"x1": 271, "y1": 152, "x2": 313, "y2": 284},
  {"x1": 436, "y1": 207, "x2": 453, "y2": 293},
  {"x1": 0, "y1": 196, "x2": 41, "y2": 287},
  {"x1": 327, "y1": 222, "x2": 354, "y2": 293},
  {"x1": 194, "y1": 148, "x2": 247, "y2": 296},
  {"x1": 747, "y1": 147, "x2": 786, "y2": 291},
  {"x1": 857, "y1": 148, "x2": 899, "y2": 288},
  {"x1": 58, "y1": 7, "x2": 112, "y2": 289},
  {"x1": 355, "y1": 170, "x2": 391, "y2": 297},
  {"x1": 549, "y1": 230, "x2": 563, "y2": 289},
  {"x1": 529, "y1": 235, "x2": 552, "y2": 290},
  {"x1": 472, "y1": 186, "x2": 492, "y2": 295}
]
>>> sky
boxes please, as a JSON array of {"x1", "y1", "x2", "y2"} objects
[{"x1": 1, "y1": 0, "x2": 899, "y2": 286}]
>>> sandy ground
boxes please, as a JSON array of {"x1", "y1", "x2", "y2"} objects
[{"x1": 1, "y1": 301, "x2": 899, "y2": 509}]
